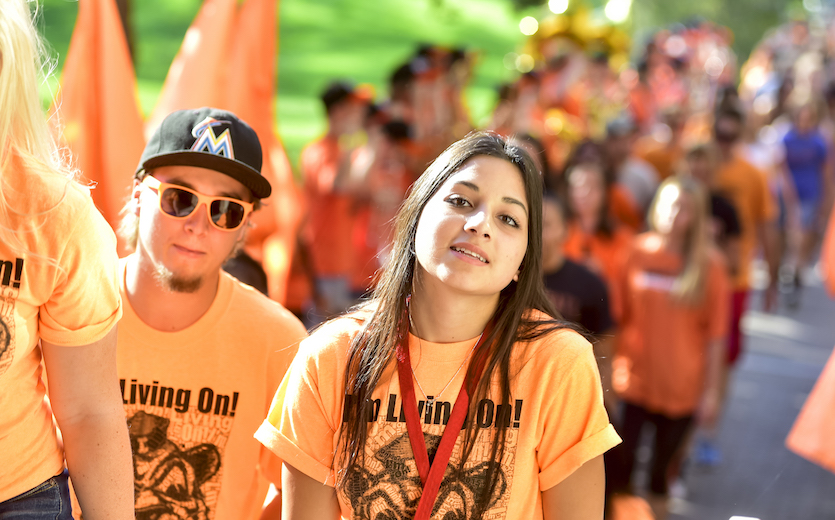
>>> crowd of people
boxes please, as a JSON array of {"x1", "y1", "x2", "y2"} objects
[
  {"x1": 275, "y1": 13, "x2": 835, "y2": 520},
  {"x1": 4, "y1": 0, "x2": 835, "y2": 518}
]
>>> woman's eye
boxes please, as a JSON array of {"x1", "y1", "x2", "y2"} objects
[
  {"x1": 446, "y1": 196, "x2": 470, "y2": 208},
  {"x1": 500, "y1": 215, "x2": 519, "y2": 228}
]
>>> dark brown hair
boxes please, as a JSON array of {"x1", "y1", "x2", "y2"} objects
[{"x1": 338, "y1": 131, "x2": 572, "y2": 516}]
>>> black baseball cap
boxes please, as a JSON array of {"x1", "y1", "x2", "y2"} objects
[{"x1": 137, "y1": 107, "x2": 272, "y2": 199}]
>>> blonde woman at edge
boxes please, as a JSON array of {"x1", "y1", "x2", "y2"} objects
[{"x1": 0, "y1": 2, "x2": 133, "y2": 518}]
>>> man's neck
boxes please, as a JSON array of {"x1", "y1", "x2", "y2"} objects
[
  {"x1": 124, "y1": 254, "x2": 221, "y2": 333},
  {"x1": 409, "y1": 273, "x2": 499, "y2": 343}
]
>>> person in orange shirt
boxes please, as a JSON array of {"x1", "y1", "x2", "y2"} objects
[
  {"x1": 713, "y1": 109, "x2": 779, "y2": 362},
  {"x1": 117, "y1": 108, "x2": 307, "y2": 519},
  {"x1": 301, "y1": 81, "x2": 368, "y2": 323},
  {"x1": 256, "y1": 132, "x2": 620, "y2": 519},
  {"x1": 610, "y1": 177, "x2": 729, "y2": 519},
  {"x1": 563, "y1": 162, "x2": 634, "y2": 307},
  {"x1": 0, "y1": 1, "x2": 133, "y2": 517}
]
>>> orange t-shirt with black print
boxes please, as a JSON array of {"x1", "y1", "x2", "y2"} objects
[
  {"x1": 256, "y1": 309, "x2": 620, "y2": 519},
  {"x1": 613, "y1": 233, "x2": 730, "y2": 417},
  {"x1": 301, "y1": 136, "x2": 356, "y2": 278},
  {"x1": 715, "y1": 155, "x2": 776, "y2": 290},
  {"x1": 0, "y1": 160, "x2": 121, "y2": 501},
  {"x1": 117, "y1": 259, "x2": 307, "y2": 520}
]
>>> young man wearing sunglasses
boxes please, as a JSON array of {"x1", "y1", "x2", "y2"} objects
[{"x1": 116, "y1": 108, "x2": 307, "y2": 519}]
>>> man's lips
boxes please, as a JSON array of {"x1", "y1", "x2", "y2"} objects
[{"x1": 173, "y1": 244, "x2": 206, "y2": 257}]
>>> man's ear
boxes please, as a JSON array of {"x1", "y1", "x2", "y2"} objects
[{"x1": 131, "y1": 179, "x2": 143, "y2": 216}]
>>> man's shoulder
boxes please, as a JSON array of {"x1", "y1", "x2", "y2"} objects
[{"x1": 223, "y1": 272, "x2": 306, "y2": 331}]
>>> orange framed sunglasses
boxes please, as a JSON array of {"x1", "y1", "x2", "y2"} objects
[{"x1": 142, "y1": 176, "x2": 253, "y2": 231}]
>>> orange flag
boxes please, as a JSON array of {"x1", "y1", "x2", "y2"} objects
[
  {"x1": 53, "y1": 0, "x2": 145, "y2": 254},
  {"x1": 226, "y1": 0, "x2": 301, "y2": 302},
  {"x1": 145, "y1": 0, "x2": 237, "y2": 135},
  {"x1": 150, "y1": 0, "x2": 301, "y2": 303}
]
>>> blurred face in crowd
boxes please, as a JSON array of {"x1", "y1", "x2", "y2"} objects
[
  {"x1": 654, "y1": 183, "x2": 695, "y2": 238},
  {"x1": 331, "y1": 99, "x2": 366, "y2": 135},
  {"x1": 714, "y1": 115, "x2": 742, "y2": 154},
  {"x1": 606, "y1": 133, "x2": 633, "y2": 165},
  {"x1": 686, "y1": 150, "x2": 715, "y2": 186},
  {"x1": 795, "y1": 105, "x2": 817, "y2": 134},
  {"x1": 568, "y1": 165, "x2": 605, "y2": 224},
  {"x1": 541, "y1": 197, "x2": 566, "y2": 271}
]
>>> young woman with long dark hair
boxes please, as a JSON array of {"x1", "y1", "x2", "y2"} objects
[{"x1": 257, "y1": 132, "x2": 620, "y2": 519}]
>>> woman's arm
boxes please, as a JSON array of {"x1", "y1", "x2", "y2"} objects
[
  {"x1": 542, "y1": 455, "x2": 606, "y2": 520},
  {"x1": 282, "y1": 463, "x2": 340, "y2": 520},
  {"x1": 41, "y1": 327, "x2": 134, "y2": 520}
]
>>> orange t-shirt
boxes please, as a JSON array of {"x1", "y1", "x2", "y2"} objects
[
  {"x1": 563, "y1": 221, "x2": 634, "y2": 306},
  {"x1": 0, "y1": 160, "x2": 121, "y2": 501},
  {"x1": 635, "y1": 138, "x2": 681, "y2": 181},
  {"x1": 609, "y1": 185, "x2": 644, "y2": 232},
  {"x1": 302, "y1": 136, "x2": 356, "y2": 278},
  {"x1": 715, "y1": 155, "x2": 777, "y2": 290},
  {"x1": 613, "y1": 233, "x2": 730, "y2": 417},
  {"x1": 256, "y1": 309, "x2": 620, "y2": 519},
  {"x1": 117, "y1": 259, "x2": 307, "y2": 519}
]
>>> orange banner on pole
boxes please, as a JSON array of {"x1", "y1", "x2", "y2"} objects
[{"x1": 52, "y1": 0, "x2": 145, "y2": 255}]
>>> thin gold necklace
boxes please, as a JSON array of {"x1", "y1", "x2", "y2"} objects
[{"x1": 407, "y1": 310, "x2": 482, "y2": 407}]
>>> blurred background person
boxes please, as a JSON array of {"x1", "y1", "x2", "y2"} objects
[{"x1": 610, "y1": 176, "x2": 730, "y2": 520}]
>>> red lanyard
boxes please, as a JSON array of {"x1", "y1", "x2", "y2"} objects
[{"x1": 395, "y1": 322, "x2": 492, "y2": 520}]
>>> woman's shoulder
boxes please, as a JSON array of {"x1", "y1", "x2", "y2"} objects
[
  {"x1": 298, "y1": 307, "x2": 374, "y2": 361},
  {"x1": 516, "y1": 310, "x2": 593, "y2": 367}
]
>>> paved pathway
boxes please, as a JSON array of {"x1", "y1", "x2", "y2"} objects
[{"x1": 668, "y1": 270, "x2": 835, "y2": 520}]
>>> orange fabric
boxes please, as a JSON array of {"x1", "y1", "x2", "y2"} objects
[
  {"x1": 226, "y1": 0, "x2": 300, "y2": 304},
  {"x1": 52, "y1": 0, "x2": 145, "y2": 255},
  {"x1": 117, "y1": 259, "x2": 306, "y2": 519},
  {"x1": 613, "y1": 233, "x2": 730, "y2": 417},
  {"x1": 609, "y1": 184, "x2": 644, "y2": 232},
  {"x1": 145, "y1": 0, "x2": 236, "y2": 133},
  {"x1": 0, "y1": 160, "x2": 121, "y2": 501},
  {"x1": 715, "y1": 155, "x2": 777, "y2": 289},
  {"x1": 786, "y1": 347, "x2": 835, "y2": 473},
  {"x1": 255, "y1": 309, "x2": 620, "y2": 518},
  {"x1": 635, "y1": 138, "x2": 681, "y2": 181},
  {"x1": 563, "y1": 221, "x2": 634, "y2": 297},
  {"x1": 301, "y1": 136, "x2": 356, "y2": 278},
  {"x1": 820, "y1": 206, "x2": 835, "y2": 296}
]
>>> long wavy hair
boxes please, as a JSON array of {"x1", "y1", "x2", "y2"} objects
[
  {"x1": 648, "y1": 175, "x2": 711, "y2": 304},
  {"x1": 337, "y1": 132, "x2": 571, "y2": 516},
  {"x1": 0, "y1": 0, "x2": 73, "y2": 257}
]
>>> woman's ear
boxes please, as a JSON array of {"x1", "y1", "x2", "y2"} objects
[{"x1": 513, "y1": 269, "x2": 520, "y2": 282}]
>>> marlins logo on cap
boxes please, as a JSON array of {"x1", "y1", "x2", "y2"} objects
[{"x1": 190, "y1": 117, "x2": 235, "y2": 159}]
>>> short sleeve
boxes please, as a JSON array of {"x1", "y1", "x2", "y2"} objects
[
  {"x1": 256, "y1": 332, "x2": 345, "y2": 486},
  {"x1": 536, "y1": 334, "x2": 621, "y2": 490},
  {"x1": 39, "y1": 192, "x2": 121, "y2": 346}
]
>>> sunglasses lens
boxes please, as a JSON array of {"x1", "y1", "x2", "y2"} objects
[
  {"x1": 160, "y1": 187, "x2": 198, "y2": 217},
  {"x1": 210, "y1": 199, "x2": 246, "y2": 229}
]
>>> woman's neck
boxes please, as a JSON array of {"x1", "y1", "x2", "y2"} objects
[{"x1": 409, "y1": 276, "x2": 499, "y2": 343}]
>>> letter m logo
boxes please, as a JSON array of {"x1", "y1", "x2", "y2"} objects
[{"x1": 190, "y1": 117, "x2": 235, "y2": 159}]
